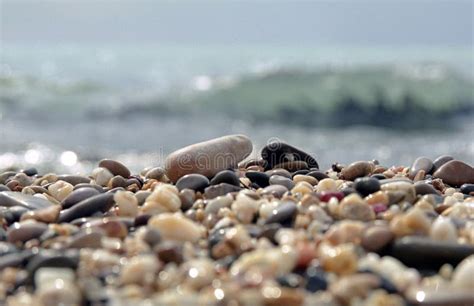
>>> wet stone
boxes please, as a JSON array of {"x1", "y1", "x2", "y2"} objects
[
  {"x1": 155, "y1": 241, "x2": 184, "y2": 264},
  {"x1": 0, "y1": 191, "x2": 53, "y2": 210},
  {"x1": 61, "y1": 187, "x2": 100, "y2": 209},
  {"x1": 204, "y1": 183, "x2": 241, "y2": 199},
  {"x1": 261, "y1": 141, "x2": 319, "y2": 170},
  {"x1": 145, "y1": 167, "x2": 166, "y2": 180},
  {"x1": 354, "y1": 177, "x2": 381, "y2": 197},
  {"x1": 210, "y1": 170, "x2": 240, "y2": 186},
  {"x1": 269, "y1": 175, "x2": 295, "y2": 190},
  {"x1": 245, "y1": 171, "x2": 270, "y2": 188},
  {"x1": 261, "y1": 185, "x2": 288, "y2": 198},
  {"x1": 387, "y1": 236, "x2": 474, "y2": 269},
  {"x1": 410, "y1": 157, "x2": 433, "y2": 178},
  {"x1": 98, "y1": 159, "x2": 131, "y2": 178},
  {"x1": 266, "y1": 169, "x2": 292, "y2": 179},
  {"x1": 432, "y1": 155, "x2": 454, "y2": 173},
  {"x1": 57, "y1": 175, "x2": 90, "y2": 186},
  {"x1": 307, "y1": 170, "x2": 329, "y2": 181},
  {"x1": 264, "y1": 201, "x2": 297, "y2": 226},
  {"x1": 58, "y1": 193, "x2": 115, "y2": 223},
  {"x1": 460, "y1": 184, "x2": 474, "y2": 195},
  {"x1": 176, "y1": 174, "x2": 210, "y2": 192},
  {"x1": 7, "y1": 222, "x2": 49, "y2": 244}
]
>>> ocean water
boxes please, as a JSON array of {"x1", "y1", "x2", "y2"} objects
[{"x1": 0, "y1": 44, "x2": 473, "y2": 173}]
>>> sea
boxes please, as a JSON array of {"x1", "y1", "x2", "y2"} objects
[{"x1": 0, "y1": 43, "x2": 473, "y2": 174}]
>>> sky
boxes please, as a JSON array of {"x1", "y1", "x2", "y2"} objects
[{"x1": 0, "y1": 0, "x2": 473, "y2": 46}]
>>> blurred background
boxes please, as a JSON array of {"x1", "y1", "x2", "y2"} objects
[{"x1": 0, "y1": 0, "x2": 473, "y2": 173}]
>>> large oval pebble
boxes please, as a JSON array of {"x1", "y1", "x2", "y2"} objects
[
  {"x1": 58, "y1": 193, "x2": 115, "y2": 223},
  {"x1": 0, "y1": 191, "x2": 52, "y2": 210},
  {"x1": 165, "y1": 135, "x2": 252, "y2": 182},
  {"x1": 433, "y1": 160, "x2": 474, "y2": 187}
]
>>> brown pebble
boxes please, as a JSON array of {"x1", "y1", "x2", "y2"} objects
[
  {"x1": 341, "y1": 161, "x2": 375, "y2": 181},
  {"x1": 98, "y1": 159, "x2": 131, "y2": 178},
  {"x1": 433, "y1": 160, "x2": 474, "y2": 187},
  {"x1": 361, "y1": 225, "x2": 394, "y2": 252}
]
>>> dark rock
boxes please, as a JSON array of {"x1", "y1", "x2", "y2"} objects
[
  {"x1": 155, "y1": 241, "x2": 183, "y2": 264},
  {"x1": 307, "y1": 171, "x2": 329, "y2": 181},
  {"x1": 210, "y1": 170, "x2": 240, "y2": 186},
  {"x1": 354, "y1": 177, "x2": 381, "y2": 197},
  {"x1": 0, "y1": 191, "x2": 52, "y2": 210},
  {"x1": 98, "y1": 159, "x2": 131, "y2": 178},
  {"x1": 179, "y1": 189, "x2": 195, "y2": 211},
  {"x1": 134, "y1": 214, "x2": 152, "y2": 227},
  {"x1": 22, "y1": 168, "x2": 38, "y2": 176},
  {"x1": 0, "y1": 184, "x2": 9, "y2": 192},
  {"x1": 277, "y1": 274, "x2": 303, "y2": 289},
  {"x1": 460, "y1": 184, "x2": 474, "y2": 195},
  {"x1": 261, "y1": 141, "x2": 318, "y2": 170},
  {"x1": 292, "y1": 170, "x2": 310, "y2": 177},
  {"x1": 204, "y1": 183, "x2": 241, "y2": 199},
  {"x1": 0, "y1": 250, "x2": 34, "y2": 270},
  {"x1": 57, "y1": 175, "x2": 90, "y2": 185},
  {"x1": 433, "y1": 160, "x2": 474, "y2": 187},
  {"x1": 176, "y1": 174, "x2": 210, "y2": 192},
  {"x1": 305, "y1": 266, "x2": 328, "y2": 293},
  {"x1": 259, "y1": 223, "x2": 282, "y2": 244},
  {"x1": 58, "y1": 193, "x2": 115, "y2": 223},
  {"x1": 371, "y1": 174, "x2": 386, "y2": 180},
  {"x1": 61, "y1": 187, "x2": 100, "y2": 209},
  {"x1": 245, "y1": 171, "x2": 270, "y2": 188},
  {"x1": 432, "y1": 155, "x2": 454, "y2": 173},
  {"x1": 269, "y1": 175, "x2": 295, "y2": 190},
  {"x1": 264, "y1": 201, "x2": 297, "y2": 226},
  {"x1": 7, "y1": 222, "x2": 48, "y2": 244},
  {"x1": 273, "y1": 161, "x2": 309, "y2": 172},
  {"x1": 73, "y1": 183, "x2": 104, "y2": 192},
  {"x1": 266, "y1": 169, "x2": 292, "y2": 179},
  {"x1": 387, "y1": 236, "x2": 474, "y2": 269},
  {"x1": 26, "y1": 251, "x2": 79, "y2": 285}
]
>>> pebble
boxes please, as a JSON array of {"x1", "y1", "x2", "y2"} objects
[
  {"x1": 176, "y1": 173, "x2": 210, "y2": 192},
  {"x1": 7, "y1": 221, "x2": 48, "y2": 244},
  {"x1": 361, "y1": 225, "x2": 394, "y2": 252},
  {"x1": 273, "y1": 160, "x2": 309, "y2": 172},
  {"x1": 269, "y1": 175, "x2": 295, "y2": 190},
  {"x1": 165, "y1": 134, "x2": 252, "y2": 182},
  {"x1": 430, "y1": 217, "x2": 458, "y2": 242},
  {"x1": 98, "y1": 159, "x2": 131, "y2": 178},
  {"x1": 330, "y1": 273, "x2": 380, "y2": 304},
  {"x1": 156, "y1": 241, "x2": 184, "y2": 264},
  {"x1": 339, "y1": 194, "x2": 375, "y2": 221},
  {"x1": 414, "y1": 182, "x2": 439, "y2": 195},
  {"x1": 354, "y1": 177, "x2": 381, "y2": 197},
  {"x1": 0, "y1": 191, "x2": 53, "y2": 210},
  {"x1": 245, "y1": 171, "x2": 270, "y2": 188},
  {"x1": 261, "y1": 185, "x2": 288, "y2": 198},
  {"x1": 266, "y1": 168, "x2": 292, "y2": 179},
  {"x1": 410, "y1": 157, "x2": 433, "y2": 178},
  {"x1": 48, "y1": 180, "x2": 74, "y2": 202},
  {"x1": 20, "y1": 205, "x2": 61, "y2": 223},
  {"x1": 145, "y1": 167, "x2": 166, "y2": 180},
  {"x1": 264, "y1": 201, "x2": 297, "y2": 226},
  {"x1": 148, "y1": 212, "x2": 203, "y2": 242},
  {"x1": 58, "y1": 193, "x2": 115, "y2": 223},
  {"x1": 68, "y1": 230, "x2": 103, "y2": 248},
  {"x1": 340, "y1": 161, "x2": 375, "y2": 181},
  {"x1": 142, "y1": 184, "x2": 181, "y2": 215},
  {"x1": 261, "y1": 141, "x2": 319, "y2": 170},
  {"x1": 35, "y1": 267, "x2": 81, "y2": 306},
  {"x1": 318, "y1": 243, "x2": 358, "y2": 275},
  {"x1": 204, "y1": 183, "x2": 241, "y2": 199},
  {"x1": 114, "y1": 190, "x2": 139, "y2": 217},
  {"x1": 120, "y1": 254, "x2": 158, "y2": 285},
  {"x1": 451, "y1": 255, "x2": 474, "y2": 289},
  {"x1": 304, "y1": 266, "x2": 328, "y2": 292},
  {"x1": 61, "y1": 187, "x2": 100, "y2": 209},
  {"x1": 57, "y1": 175, "x2": 90, "y2": 185},
  {"x1": 210, "y1": 170, "x2": 240, "y2": 186},
  {"x1": 460, "y1": 183, "x2": 474, "y2": 195},
  {"x1": 387, "y1": 236, "x2": 474, "y2": 269},
  {"x1": 433, "y1": 160, "x2": 474, "y2": 187},
  {"x1": 91, "y1": 167, "x2": 114, "y2": 186},
  {"x1": 316, "y1": 178, "x2": 337, "y2": 193},
  {"x1": 293, "y1": 174, "x2": 318, "y2": 186},
  {"x1": 205, "y1": 194, "x2": 233, "y2": 214},
  {"x1": 381, "y1": 181, "x2": 416, "y2": 203},
  {"x1": 432, "y1": 155, "x2": 454, "y2": 173},
  {"x1": 307, "y1": 170, "x2": 329, "y2": 181}
]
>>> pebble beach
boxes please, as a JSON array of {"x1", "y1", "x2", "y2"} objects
[{"x1": 1, "y1": 134, "x2": 474, "y2": 306}]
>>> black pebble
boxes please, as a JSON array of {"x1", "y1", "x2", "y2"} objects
[{"x1": 354, "y1": 177, "x2": 381, "y2": 197}]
